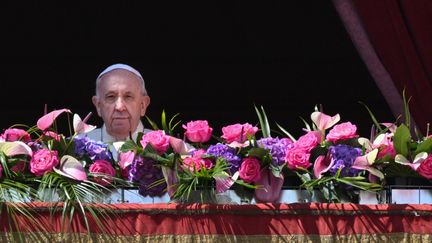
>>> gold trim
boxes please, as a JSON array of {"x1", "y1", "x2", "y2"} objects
[{"x1": 0, "y1": 232, "x2": 430, "y2": 243}]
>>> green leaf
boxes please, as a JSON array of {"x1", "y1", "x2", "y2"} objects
[
  {"x1": 275, "y1": 122, "x2": 297, "y2": 142},
  {"x1": 393, "y1": 124, "x2": 411, "y2": 157},
  {"x1": 119, "y1": 140, "x2": 138, "y2": 152},
  {"x1": 247, "y1": 147, "x2": 269, "y2": 160},
  {"x1": 414, "y1": 137, "x2": 432, "y2": 155},
  {"x1": 254, "y1": 105, "x2": 270, "y2": 138},
  {"x1": 359, "y1": 101, "x2": 384, "y2": 133},
  {"x1": 145, "y1": 115, "x2": 160, "y2": 130},
  {"x1": 161, "y1": 110, "x2": 169, "y2": 133}
]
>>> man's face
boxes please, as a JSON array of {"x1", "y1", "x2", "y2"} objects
[{"x1": 92, "y1": 69, "x2": 150, "y2": 139}]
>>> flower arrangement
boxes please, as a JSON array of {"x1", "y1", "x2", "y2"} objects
[
  {"x1": 1, "y1": 97, "x2": 432, "y2": 209},
  {"x1": 277, "y1": 107, "x2": 385, "y2": 203},
  {"x1": 118, "y1": 107, "x2": 295, "y2": 203},
  {"x1": 365, "y1": 92, "x2": 432, "y2": 185},
  {"x1": 0, "y1": 108, "x2": 130, "y2": 240}
]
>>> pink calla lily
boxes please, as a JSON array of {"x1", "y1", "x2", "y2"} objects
[
  {"x1": 0, "y1": 141, "x2": 32, "y2": 157},
  {"x1": 394, "y1": 152, "x2": 427, "y2": 171},
  {"x1": 37, "y1": 109, "x2": 71, "y2": 131},
  {"x1": 311, "y1": 111, "x2": 340, "y2": 131},
  {"x1": 313, "y1": 155, "x2": 333, "y2": 179},
  {"x1": 254, "y1": 168, "x2": 284, "y2": 202},
  {"x1": 381, "y1": 123, "x2": 397, "y2": 133},
  {"x1": 352, "y1": 149, "x2": 384, "y2": 179},
  {"x1": 227, "y1": 141, "x2": 251, "y2": 148},
  {"x1": 215, "y1": 171, "x2": 238, "y2": 193},
  {"x1": 53, "y1": 155, "x2": 87, "y2": 181},
  {"x1": 73, "y1": 113, "x2": 96, "y2": 134},
  {"x1": 169, "y1": 136, "x2": 193, "y2": 155}
]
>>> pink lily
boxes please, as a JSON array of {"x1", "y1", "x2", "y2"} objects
[
  {"x1": 352, "y1": 149, "x2": 384, "y2": 179},
  {"x1": 394, "y1": 152, "x2": 427, "y2": 171},
  {"x1": 313, "y1": 155, "x2": 333, "y2": 179},
  {"x1": 37, "y1": 109, "x2": 71, "y2": 131},
  {"x1": 169, "y1": 136, "x2": 193, "y2": 155},
  {"x1": 53, "y1": 155, "x2": 87, "y2": 181},
  {"x1": 73, "y1": 113, "x2": 96, "y2": 134},
  {"x1": 311, "y1": 111, "x2": 340, "y2": 131},
  {"x1": 214, "y1": 171, "x2": 239, "y2": 193},
  {"x1": 0, "y1": 141, "x2": 33, "y2": 157}
]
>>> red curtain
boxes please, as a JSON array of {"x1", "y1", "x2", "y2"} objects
[{"x1": 334, "y1": 0, "x2": 432, "y2": 135}]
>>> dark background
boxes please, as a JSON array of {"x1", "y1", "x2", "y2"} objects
[{"x1": 1, "y1": 1, "x2": 394, "y2": 138}]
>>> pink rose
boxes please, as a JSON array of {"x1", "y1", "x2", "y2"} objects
[
  {"x1": 182, "y1": 149, "x2": 213, "y2": 172},
  {"x1": 239, "y1": 157, "x2": 261, "y2": 183},
  {"x1": 1, "y1": 128, "x2": 31, "y2": 142},
  {"x1": 140, "y1": 130, "x2": 170, "y2": 155},
  {"x1": 417, "y1": 155, "x2": 432, "y2": 179},
  {"x1": 89, "y1": 160, "x2": 116, "y2": 186},
  {"x1": 296, "y1": 131, "x2": 321, "y2": 152},
  {"x1": 221, "y1": 123, "x2": 259, "y2": 143},
  {"x1": 285, "y1": 147, "x2": 311, "y2": 170},
  {"x1": 0, "y1": 164, "x2": 3, "y2": 178},
  {"x1": 182, "y1": 120, "x2": 213, "y2": 143},
  {"x1": 326, "y1": 122, "x2": 358, "y2": 143},
  {"x1": 30, "y1": 149, "x2": 59, "y2": 176}
]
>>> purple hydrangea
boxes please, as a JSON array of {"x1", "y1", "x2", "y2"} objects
[
  {"x1": 74, "y1": 136, "x2": 112, "y2": 161},
  {"x1": 129, "y1": 156, "x2": 166, "y2": 197},
  {"x1": 328, "y1": 144, "x2": 362, "y2": 177},
  {"x1": 257, "y1": 137, "x2": 294, "y2": 166},
  {"x1": 206, "y1": 143, "x2": 242, "y2": 174}
]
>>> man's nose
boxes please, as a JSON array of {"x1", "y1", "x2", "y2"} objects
[{"x1": 115, "y1": 97, "x2": 126, "y2": 110}]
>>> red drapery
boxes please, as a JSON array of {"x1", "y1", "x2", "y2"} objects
[
  {"x1": 1, "y1": 202, "x2": 432, "y2": 242},
  {"x1": 333, "y1": 0, "x2": 432, "y2": 135}
]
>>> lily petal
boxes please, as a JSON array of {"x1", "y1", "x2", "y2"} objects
[
  {"x1": 169, "y1": 136, "x2": 193, "y2": 155},
  {"x1": 53, "y1": 155, "x2": 87, "y2": 181},
  {"x1": 311, "y1": 111, "x2": 340, "y2": 131},
  {"x1": 358, "y1": 137, "x2": 373, "y2": 151},
  {"x1": 394, "y1": 153, "x2": 426, "y2": 171},
  {"x1": 215, "y1": 171, "x2": 238, "y2": 193},
  {"x1": 73, "y1": 113, "x2": 96, "y2": 134},
  {"x1": 381, "y1": 123, "x2": 397, "y2": 133},
  {"x1": 0, "y1": 141, "x2": 32, "y2": 157},
  {"x1": 313, "y1": 155, "x2": 333, "y2": 179},
  {"x1": 37, "y1": 109, "x2": 71, "y2": 131},
  {"x1": 227, "y1": 141, "x2": 251, "y2": 148}
]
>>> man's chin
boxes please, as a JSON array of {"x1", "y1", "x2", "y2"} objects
[{"x1": 110, "y1": 123, "x2": 130, "y2": 136}]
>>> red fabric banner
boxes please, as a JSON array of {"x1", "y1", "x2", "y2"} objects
[{"x1": 1, "y1": 203, "x2": 432, "y2": 241}]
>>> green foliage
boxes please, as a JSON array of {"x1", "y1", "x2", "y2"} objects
[
  {"x1": 393, "y1": 124, "x2": 411, "y2": 158},
  {"x1": 145, "y1": 109, "x2": 182, "y2": 136},
  {"x1": 254, "y1": 105, "x2": 270, "y2": 138}
]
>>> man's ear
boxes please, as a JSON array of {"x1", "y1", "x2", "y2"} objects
[
  {"x1": 141, "y1": 95, "x2": 151, "y2": 116},
  {"x1": 92, "y1": 96, "x2": 102, "y2": 117}
]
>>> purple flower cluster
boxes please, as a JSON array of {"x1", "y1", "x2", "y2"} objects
[
  {"x1": 206, "y1": 143, "x2": 242, "y2": 174},
  {"x1": 257, "y1": 137, "x2": 293, "y2": 166},
  {"x1": 328, "y1": 144, "x2": 362, "y2": 177},
  {"x1": 74, "y1": 136, "x2": 112, "y2": 161},
  {"x1": 128, "y1": 156, "x2": 166, "y2": 197}
]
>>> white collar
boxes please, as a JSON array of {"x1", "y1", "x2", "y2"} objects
[{"x1": 101, "y1": 121, "x2": 145, "y2": 143}]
